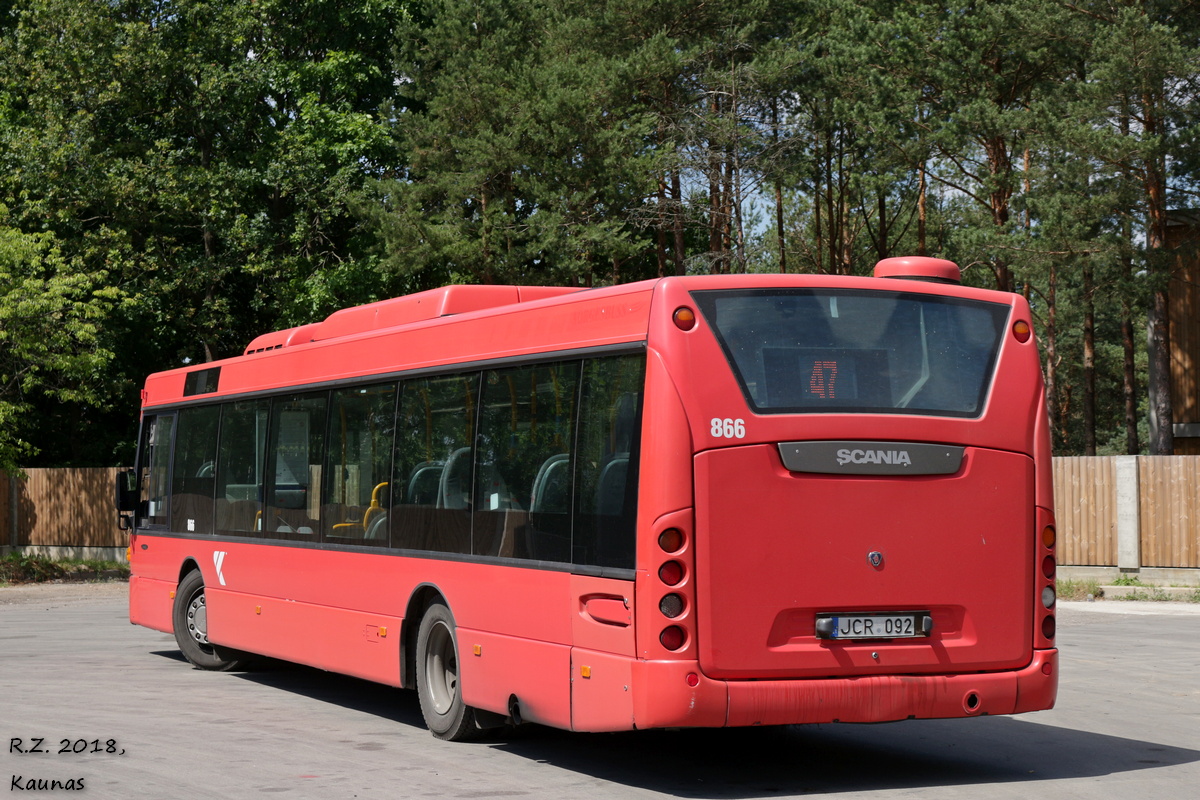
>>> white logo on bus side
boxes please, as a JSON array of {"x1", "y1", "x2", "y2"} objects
[
  {"x1": 213, "y1": 551, "x2": 228, "y2": 586},
  {"x1": 836, "y1": 448, "x2": 912, "y2": 467},
  {"x1": 710, "y1": 418, "x2": 746, "y2": 439}
]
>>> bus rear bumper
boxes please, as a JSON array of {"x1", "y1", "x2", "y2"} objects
[{"x1": 631, "y1": 649, "x2": 1058, "y2": 729}]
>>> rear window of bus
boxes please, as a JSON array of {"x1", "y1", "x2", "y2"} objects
[{"x1": 692, "y1": 289, "x2": 1010, "y2": 418}]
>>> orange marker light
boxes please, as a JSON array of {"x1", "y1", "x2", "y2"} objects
[
  {"x1": 673, "y1": 307, "x2": 697, "y2": 331},
  {"x1": 1013, "y1": 320, "x2": 1031, "y2": 343}
]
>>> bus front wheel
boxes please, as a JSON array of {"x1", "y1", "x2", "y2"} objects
[
  {"x1": 415, "y1": 599, "x2": 478, "y2": 740},
  {"x1": 172, "y1": 570, "x2": 247, "y2": 672}
]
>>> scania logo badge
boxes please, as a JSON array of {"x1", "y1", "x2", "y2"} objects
[{"x1": 867, "y1": 551, "x2": 884, "y2": 569}]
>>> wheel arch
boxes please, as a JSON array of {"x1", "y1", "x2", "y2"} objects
[
  {"x1": 178, "y1": 558, "x2": 202, "y2": 586},
  {"x1": 401, "y1": 582, "x2": 449, "y2": 689}
]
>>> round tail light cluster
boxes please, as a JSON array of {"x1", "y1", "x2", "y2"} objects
[
  {"x1": 657, "y1": 527, "x2": 690, "y2": 652},
  {"x1": 1040, "y1": 522, "x2": 1056, "y2": 643}
]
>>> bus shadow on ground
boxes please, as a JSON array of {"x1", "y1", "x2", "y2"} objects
[
  {"x1": 493, "y1": 720, "x2": 1200, "y2": 797},
  {"x1": 150, "y1": 649, "x2": 428, "y2": 728},
  {"x1": 150, "y1": 650, "x2": 1199, "y2": 797}
]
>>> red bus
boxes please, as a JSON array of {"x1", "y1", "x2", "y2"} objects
[{"x1": 118, "y1": 256, "x2": 1058, "y2": 740}]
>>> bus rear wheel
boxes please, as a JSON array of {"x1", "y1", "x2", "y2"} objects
[
  {"x1": 172, "y1": 570, "x2": 247, "y2": 671},
  {"x1": 415, "y1": 599, "x2": 478, "y2": 741}
]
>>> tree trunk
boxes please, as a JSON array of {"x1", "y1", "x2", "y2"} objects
[
  {"x1": 1121, "y1": 245, "x2": 1139, "y2": 454},
  {"x1": 776, "y1": 178, "x2": 786, "y2": 273},
  {"x1": 1147, "y1": 286, "x2": 1173, "y2": 454},
  {"x1": 1143, "y1": 89, "x2": 1174, "y2": 455},
  {"x1": 656, "y1": 175, "x2": 668, "y2": 278},
  {"x1": 1045, "y1": 262, "x2": 1059, "y2": 446},
  {"x1": 1083, "y1": 263, "x2": 1096, "y2": 455},
  {"x1": 917, "y1": 160, "x2": 927, "y2": 257},
  {"x1": 671, "y1": 172, "x2": 685, "y2": 276}
]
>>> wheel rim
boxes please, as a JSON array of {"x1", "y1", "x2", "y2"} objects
[
  {"x1": 185, "y1": 589, "x2": 209, "y2": 646},
  {"x1": 424, "y1": 620, "x2": 458, "y2": 715}
]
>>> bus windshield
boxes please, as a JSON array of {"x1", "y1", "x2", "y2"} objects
[{"x1": 693, "y1": 288, "x2": 1010, "y2": 418}]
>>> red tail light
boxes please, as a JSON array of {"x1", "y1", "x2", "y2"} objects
[
  {"x1": 660, "y1": 626, "x2": 687, "y2": 651},
  {"x1": 659, "y1": 560, "x2": 684, "y2": 586}
]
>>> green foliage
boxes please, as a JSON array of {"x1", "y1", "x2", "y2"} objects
[
  {"x1": 0, "y1": 0, "x2": 1198, "y2": 463},
  {"x1": 0, "y1": 212, "x2": 118, "y2": 472},
  {"x1": 1056, "y1": 578, "x2": 1102, "y2": 601},
  {"x1": 0, "y1": 552, "x2": 131, "y2": 585},
  {"x1": 1113, "y1": 585, "x2": 1175, "y2": 602},
  {"x1": 0, "y1": 552, "x2": 65, "y2": 583},
  {"x1": 0, "y1": 0, "x2": 408, "y2": 465}
]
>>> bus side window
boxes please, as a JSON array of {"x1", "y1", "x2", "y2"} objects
[
  {"x1": 136, "y1": 414, "x2": 175, "y2": 529},
  {"x1": 322, "y1": 384, "x2": 396, "y2": 546},
  {"x1": 475, "y1": 361, "x2": 579, "y2": 561},
  {"x1": 215, "y1": 400, "x2": 269, "y2": 535},
  {"x1": 170, "y1": 405, "x2": 220, "y2": 535},
  {"x1": 263, "y1": 393, "x2": 327, "y2": 541},
  {"x1": 573, "y1": 355, "x2": 644, "y2": 570},
  {"x1": 391, "y1": 374, "x2": 477, "y2": 555}
]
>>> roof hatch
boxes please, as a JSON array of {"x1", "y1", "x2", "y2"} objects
[{"x1": 874, "y1": 257, "x2": 961, "y2": 284}]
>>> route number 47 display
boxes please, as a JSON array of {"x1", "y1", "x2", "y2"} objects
[{"x1": 710, "y1": 418, "x2": 746, "y2": 439}]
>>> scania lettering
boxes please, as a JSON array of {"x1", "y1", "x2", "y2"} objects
[{"x1": 836, "y1": 449, "x2": 913, "y2": 466}]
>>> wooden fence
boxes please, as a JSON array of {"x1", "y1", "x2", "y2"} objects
[
  {"x1": 1054, "y1": 456, "x2": 1199, "y2": 569},
  {"x1": 3, "y1": 459, "x2": 1199, "y2": 569},
  {"x1": 3, "y1": 468, "x2": 127, "y2": 558}
]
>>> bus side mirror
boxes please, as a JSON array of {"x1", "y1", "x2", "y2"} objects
[{"x1": 116, "y1": 468, "x2": 138, "y2": 515}]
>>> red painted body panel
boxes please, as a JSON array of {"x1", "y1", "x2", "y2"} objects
[
  {"x1": 128, "y1": 575, "x2": 174, "y2": 634},
  {"x1": 130, "y1": 270, "x2": 1057, "y2": 734},
  {"x1": 570, "y1": 574, "x2": 635, "y2": 654},
  {"x1": 694, "y1": 445, "x2": 1034, "y2": 679},
  {"x1": 207, "y1": 587, "x2": 403, "y2": 686},
  {"x1": 571, "y1": 649, "x2": 636, "y2": 731},
  {"x1": 627, "y1": 648, "x2": 1056, "y2": 728},
  {"x1": 457, "y1": 629, "x2": 572, "y2": 729}
]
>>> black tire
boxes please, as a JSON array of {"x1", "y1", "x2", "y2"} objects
[
  {"x1": 415, "y1": 600, "x2": 478, "y2": 741},
  {"x1": 172, "y1": 570, "x2": 247, "y2": 671}
]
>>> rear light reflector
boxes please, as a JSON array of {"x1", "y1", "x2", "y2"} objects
[
  {"x1": 659, "y1": 593, "x2": 685, "y2": 618},
  {"x1": 660, "y1": 625, "x2": 687, "y2": 651},
  {"x1": 659, "y1": 560, "x2": 684, "y2": 586}
]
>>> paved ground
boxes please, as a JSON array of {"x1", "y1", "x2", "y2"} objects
[{"x1": 1, "y1": 584, "x2": 1197, "y2": 799}]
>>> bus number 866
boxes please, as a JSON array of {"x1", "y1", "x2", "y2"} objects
[{"x1": 710, "y1": 418, "x2": 746, "y2": 439}]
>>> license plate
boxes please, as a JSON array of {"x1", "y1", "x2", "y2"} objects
[{"x1": 815, "y1": 612, "x2": 931, "y2": 640}]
